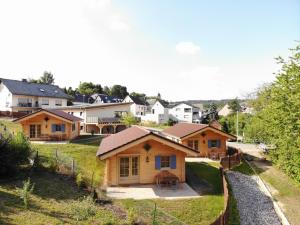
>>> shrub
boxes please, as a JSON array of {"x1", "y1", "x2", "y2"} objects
[
  {"x1": 69, "y1": 196, "x2": 97, "y2": 221},
  {"x1": 76, "y1": 173, "x2": 86, "y2": 188},
  {"x1": 0, "y1": 132, "x2": 32, "y2": 176},
  {"x1": 17, "y1": 178, "x2": 35, "y2": 209}
]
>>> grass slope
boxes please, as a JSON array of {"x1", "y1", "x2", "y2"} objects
[{"x1": 0, "y1": 172, "x2": 125, "y2": 225}]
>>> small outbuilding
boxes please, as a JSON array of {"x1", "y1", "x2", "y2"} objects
[
  {"x1": 97, "y1": 126, "x2": 198, "y2": 186},
  {"x1": 14, "y1": 109, "x2": 81, "y2": 141}
]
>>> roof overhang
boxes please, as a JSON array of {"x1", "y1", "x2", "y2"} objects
[
  {"x1": 98, "y1": 133, "x2": 198, "y2": 160},
  {"x1": 13, "y1": 110, "x2": 81, "y2": 124},
  {"x1": 181, "y1": 126, "x2": 236, "y2": 140}
]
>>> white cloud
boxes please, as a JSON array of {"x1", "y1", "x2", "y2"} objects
[
  {"x1": 109, "y1": 15, "x2": 130, "y2": 32},
  {"x1": 175, "y1": 41, "x2": 200, "y2": 55}
]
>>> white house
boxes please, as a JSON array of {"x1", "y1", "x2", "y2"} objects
[
  {"x1": 0, "y1": 78, "x2": 70, "y2": 114},
  {"x1": 141, "y1": 100, "x2": 169, "y2": 124},
  {"x1": 55, "y1": 102, "x2": 131, "y2": 134},
  {"x1": 122, "y1": 95, "x2": 147, "y2": 117},
  {"x1": 169, "y1": 103, "x2": 200, "y2": 123}
]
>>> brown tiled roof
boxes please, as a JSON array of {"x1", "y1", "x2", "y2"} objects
[
  {"x1": 14, "y1": 109, "x2": 82, "y2": 122},
  {"x1": 97, "y1": 126, "x2": 150, "y2": 156},
  {"x1": 97, "y1": 126, "x2": 198, "y2": 157},
  {"x1": 45, "y1": 109, "x2": 82, "y2": 122},
  {"x1": 162, "y1": 123, "x2": 209, "y2": 138}
]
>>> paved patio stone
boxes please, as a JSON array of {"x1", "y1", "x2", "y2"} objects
[{"x1": 106, "y1": 183, "x2": 201, "y2": 200}]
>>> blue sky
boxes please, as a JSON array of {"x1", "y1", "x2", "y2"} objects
[{"x1": 0, "y1": 0, "x2": 299, "y2": 100}]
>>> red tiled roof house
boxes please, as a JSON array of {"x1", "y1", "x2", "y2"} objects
[
  {"x1": 162, "y1": 123, "x2": 236, "y2": 158},
  {"x1": 14, "y1": 109, "x2": 82, "y2": 141},
  {"x1": 97, "y1": 126, "x2": 198, "y2": 186}
]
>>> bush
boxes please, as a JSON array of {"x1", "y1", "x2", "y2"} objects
[
  {"x1": 17, "y1": 178, "x2": 35, "y2": 209},
  {"x1": 76, "y1": 173, "x2": 86, "y2": 188},
  {"x1": 0, "y1": 132, "x2": 32, "y2": 176},
  {"x1": 69, "y1": 196, "x2": 97, "y2": 221}
]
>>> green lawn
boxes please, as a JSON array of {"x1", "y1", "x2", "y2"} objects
[
  {"x1": 0, "y1": 172, "x2": 126, "y2": 225},
  {"x1": 33, "y1": 137, "x2": 104, "y2": 187},
  {"x1": 115, "y1": 162, "x2": 225, "y2": 225},
  {"x1": 0, "y1": 119, "x2": 22, "y2": 134}
]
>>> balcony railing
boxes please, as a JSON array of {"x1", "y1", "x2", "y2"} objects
[{"x1": 17, "y1": 102, "x2": 40, "y2": 107}]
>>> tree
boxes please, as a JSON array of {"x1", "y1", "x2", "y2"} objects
[
  {"x1": 94, "y1": 84, "x2": 103, "y2": 94},
  {"x1": 228, "y1": 98, "x2": 241, "y2": 113},
  {"x1": 103, "y1": 86, "x2": 111, "y2": 95},
  {"x1": 39, "y1": 71, "x2": 55, "y2": 84},
  {"x1": 244, "y1": 44, "x2": 300, "y2": 183},
  {"x1": 120, "y1": 113, "x2": 138, "y2": 126},
  {"x1": 110, "y1": 85, "x2": 128, "y2": 99},
  {"x1": 130, "y1": 92, "x2": 146, "y2": 98},
  {"x1": 201, "y1": 103, "x2": 219, "y2": 123}
]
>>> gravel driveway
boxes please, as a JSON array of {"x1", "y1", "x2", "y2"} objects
[{"x1": 226, "y1": 171, "x2": 281, "y2": 225}]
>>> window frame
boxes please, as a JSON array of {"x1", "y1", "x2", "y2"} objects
[{"x1": 160, "y1": 156, "x2": 170, "y2": 169}]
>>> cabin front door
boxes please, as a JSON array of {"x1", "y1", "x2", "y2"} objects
[{"x1": 119, "y1": 156, "x2": 139, "y2": 184}]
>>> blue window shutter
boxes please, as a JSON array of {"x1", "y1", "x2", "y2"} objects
[
  {"x1": 155, "y1": 156, "x2": 161, "y2": 170},
  {"x1": 208, "y1": 140, "x2": 212, "y2": 148},
  {"x1": 52, "y1": 124, "x2": 56, "y2": 133},
  {"x1": 61, "y1": 124, "x2": 65, "y2": 132},
  {"x1": 217, "y1": 140, "x2": 221, "y2": 148},
  {"x1": 170, "y1": 155, "x2": 176, "y2": 169}
]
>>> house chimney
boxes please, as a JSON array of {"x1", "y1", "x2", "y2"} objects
[{"x1": 22, "y1": 79, "x2": 27, "y2": 82}]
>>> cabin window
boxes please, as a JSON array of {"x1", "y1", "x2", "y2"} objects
[
  {"x1": 72, "y1": 123, "x2": 76, "y2": 131},
  {"x1": 51, "y1": 124, "x2": 65, "y2": 132},
  {"x1": 187, "y1": 140, "x2": 199, "y2": 150},
  {"x1": 120, "y1": 157, "x2": 130, "y2": 177},
  {"x1": 208, "y1": 140, "x2": 221, "y2": 148},
  {"x1": 161, "y1": 156, "x2": 170, "y2": 168}
]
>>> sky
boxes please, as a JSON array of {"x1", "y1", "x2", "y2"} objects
[{"x1": 0, "y1": 0, "x2": 299, "y2": 101}]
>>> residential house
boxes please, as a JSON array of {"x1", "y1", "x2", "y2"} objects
[
  {"x1": 73, "y1": 93, "x2": 94, "y2": 105},
  {"x1": 14, "y1": 109, "x2": 81, "y2": 141},
  {"x1": 218, "y1": 104, "x2": 231, "y2": 117},
  {"x1": 163, "y1": 123, "x2": 236, "y2": 158},
  {"x1": 169, "y1": 103, "x2": 200, "y2": 123},
  {"x1": 122, "y1": 95, "x2": 147, "y2": 117},
  {"x1": 55, "y1": 102, "x2": 131, "y2": 134},
  {"x1": 97, "y1": 126, "x2": 198, "y2": 186},
  {"x1": 92, "y1": 94, "x2": 122, "y2": 104},
  {"x1": 0, "y1": 78, "x2": 70, "y2": 114},
  {"x1": 141, "y1": 100, "x2": 169, "y2": 124}
]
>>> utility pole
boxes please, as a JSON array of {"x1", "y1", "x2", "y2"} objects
[{"x1": 236, "y1": 110, "x2": 239, "y2": 140}]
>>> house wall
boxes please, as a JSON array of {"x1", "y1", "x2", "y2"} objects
[
  {"x1": 169, "y1": 103, "x2": 200, "y2": 123},
  {"x1": 141, "y1": 101, "x2": 169, "y2": 124},
  {"x1": 123, "y1": 96, "x2": 146, "y2": 117},
  {"x1": 181, "y1": 130, "x2": 227, "y2": 157},
  {"x1": 19, "y1": 113, "x2": 79, "y2": 140},
  {"x1": 0, "y1": 83, "x2": 12, "y2": 111},
  {"x1": 103, "y1": 139, "x2": 186, "y2": 186}
]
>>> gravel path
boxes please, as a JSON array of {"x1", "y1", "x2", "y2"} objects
[{"x1": 226, "y1": 171, "x2": 281, "y2": 225}]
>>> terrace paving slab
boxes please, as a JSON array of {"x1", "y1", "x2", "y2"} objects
[{"x1": 106, "y1": 183, "x2": 201, "y2": 200}]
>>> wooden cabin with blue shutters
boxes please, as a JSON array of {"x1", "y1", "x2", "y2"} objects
[
  {"x1": 14, "y1": 109, "x2": 81, "y2": 141},
  {"x1": 97, "y1": 126, "x2": 198, "y2": 186},
  {"x1": 163, "y1": 123, "x2": 236, "y2": 159}
]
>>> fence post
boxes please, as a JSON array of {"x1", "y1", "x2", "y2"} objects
[{"x1": 71, "y1": 159, "x2": 75, "y2": 176}]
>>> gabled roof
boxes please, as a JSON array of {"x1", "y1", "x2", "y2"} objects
[
  {"x1": 171, "y1": 102, "x2": 199, "y2": 109},
  {"x1": 74, "y1": 93, "x2": 94, "y2": 103},
  {"x1": 14, "y1": 109, "x2": 82, "y2": 123},
  {"x1": 163, "y1": 122, "x2": 236, "y2": 139},
  {"x1": 93, "y1": 94, "x2": 122, "y2": 103},
  {"x1": 97, "y1": 126, "x2": 198, "y2": 159},
  {"x1": 128, "y1": 95, "x2": 148, "y2": 105},
  {"x1": 0, "y1": 78, "x2": 71, "y2": 99}
]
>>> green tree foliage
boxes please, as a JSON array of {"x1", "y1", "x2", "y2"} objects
[
  {"x1": 120, "y1": 113, "x2": 138, "y2": 126},
  {"x1": 228, "y1": 98, "x2": 241, "y2": 113},
  {"x1": 0, "y1": 132, "x2": 32, "y2": 176},
  {"x1": 77, "y1": 82, "x2": 103, "y2": 95},
  {"x1": 28, "y1": 71, "x2": 55, "y2": 84},
  {"x1": 103, "y1": 86, "x2": 111, "y2": 95},
  {"x1": 244, "y1": 45, "x2": 300, "y2": 183},
  {"x1": 130, "y1": 92, "x2": 146, "y2": 98},
  {"x1": 110, "y1": 85, "x2": 128, "y2": 99},
  {"x1": 219, "y1": 113, "x2": 251, "y2": 136},
  {"x1": 39, "y1": 71, "x2": 55, "y2": 84}
]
